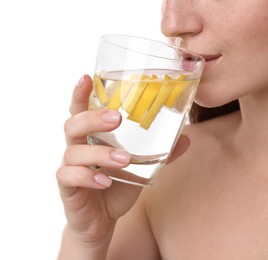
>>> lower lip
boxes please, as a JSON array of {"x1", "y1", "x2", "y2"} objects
[{"x1": 203, "y1": 56, "x2": 221, "y2": 72}]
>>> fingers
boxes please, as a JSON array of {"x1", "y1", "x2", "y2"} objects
[
  {"x1": 66, "y1": 74, "x2": 122, "y2": 145},
  {"x1": 63, "y1": 145, "x2": 131, "y2": 169},
  {"x1": 64, "y1": 109, "x2": 122, "y2": 145},
  {"x1": 58, "y1": 143, "x2": 131, "y2": 192},
  {"x1": 69, "y1": 75, "x2": 93, "y2": 115},
  {"x1": 167, "y1": 134, "x2": 190, "y2": 164},
  {"x1": 58, "y1": 74, "x2": 130, "y2": 193},
  {"x1": 56, "y1": 166, "x2": 113, "y2": 192},
  {"x1": 57, "y1": 145, "x2": 131, "y2": 193}
]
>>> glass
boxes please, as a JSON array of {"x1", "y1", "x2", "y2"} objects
[{"x1": 88, "y1": 34, "x2": 205, "y2": 186}]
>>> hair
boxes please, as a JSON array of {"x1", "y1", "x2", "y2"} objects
[{"x1": 189, "y1": 100, "x2": 240, "y2": 123}]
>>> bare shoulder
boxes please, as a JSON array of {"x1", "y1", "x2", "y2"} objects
[
  {"x1": 106, "y1": 114, "x2": 238, "y2": 260},
  {"x1": 114, "y1": 111, "x2": 268, "y2": 258},
  {"x1": 141, "y1": 111, "x2": 241, "y2": 211},
  {"x1": 147, "y1": 112, "x2": 239, "y2": 185}
]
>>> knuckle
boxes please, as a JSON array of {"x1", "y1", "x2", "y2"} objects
[
  {"x1": 68, "y1": 105, "x2": 72, "y2": 115},
  {"x1": 63, "y1": 146, "x2": 75, "y2": 165},
  {"x1": 55, "y1": 166, "x2": 65, "y2": 183},
  {"x1": 75, "y1": 169, "x2": 90, "y2": 185},
  {"x1": 64, "y1": 117, "x2": 73, "y2": 136}
]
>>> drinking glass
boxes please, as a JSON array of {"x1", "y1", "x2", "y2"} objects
[{"x1": 88, "y1": 34, "x2": 205, "y2": 186}]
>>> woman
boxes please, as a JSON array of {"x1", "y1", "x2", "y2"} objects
[{"x1": 57, "y1": 0, "x2": 268, "y2": 259}]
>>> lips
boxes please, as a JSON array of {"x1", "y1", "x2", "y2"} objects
[
  {"x1": 201, "y1": 54, "x2": 222, "y2": 72},
  {"x1": 181, "y1": 51, "x2": 221, "y2": 72}
]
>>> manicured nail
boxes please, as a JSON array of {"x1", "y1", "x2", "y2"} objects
[
  {"x1": 102, "y1": 110, "x2": 121, "y2": 123},
  {"x1": 111, "y1": 150, "x2": 131, "y2": 164},
  {"x1": 77, "y1": 75, "x2": 85, "y2": 87},
  {"x1": 94, "y1": 173, "x2": 112, "y2": 187}
]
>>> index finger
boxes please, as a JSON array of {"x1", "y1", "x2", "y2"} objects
[{"x1": 69, "y1": 75, "x2": 93, "y2": 115}]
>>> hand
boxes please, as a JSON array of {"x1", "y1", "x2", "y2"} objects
[
  {"x1": 56, "y1": 75, "x2": 142, "y2": 246},
  {"x1": 56, "y1": 74, "x2": 190, "y2": 250}
]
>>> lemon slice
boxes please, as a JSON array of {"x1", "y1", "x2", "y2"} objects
[
  {"x1": 93, "y1": 74, "x2": 108, "y2": 105},
  {"x1": 140, "y1": 75, "x2": 174, "y2": 129},
  {"x1": 165, "y1": 75, "x2": 187, "y2": 108},
  {"x1": 151, "y1": 74, "x2": 158, "y2": 80},
  {"x1": 106, "y1": 82, "x2": 122, "y2": 110},
  {"x1": 122, "y1": 75, "x2": 149, "y2": 114},
  {"x1": 128, "y1": 77, "x2": 162, "y2": 122}
]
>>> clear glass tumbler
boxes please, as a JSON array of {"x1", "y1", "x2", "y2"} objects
[{"x1": 88, "y1": 34, "x2": 205, "y2": 186}]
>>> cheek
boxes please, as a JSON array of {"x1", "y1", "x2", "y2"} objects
[
  {"x1": 191, "y1": 2, "x2": 268, "y2": 107},
  {"x1": 222, "y1": 3, "x2": 268, "y2": 48},
  {"x1": 196, "y1": 7, "x2": 268, "y2": 107}
]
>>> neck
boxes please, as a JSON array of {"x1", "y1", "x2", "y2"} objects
[{"x1": 235, "y1": 88, "x2": 268, "y2": 155}]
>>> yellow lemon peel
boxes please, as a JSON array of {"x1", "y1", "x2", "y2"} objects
[
  {"x1": 128, "y1": 76, "x2": 162, "y2": 122},
  {"x1": 139, "y1": 75, "x2": 174, "y2": 129},
  {"x1": 94, "y1": 75, "x2": 108, "y2": 105}
]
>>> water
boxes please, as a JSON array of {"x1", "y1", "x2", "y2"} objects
[{"x1": 88, "y1": 69, "x2": 199, "y2": 186}]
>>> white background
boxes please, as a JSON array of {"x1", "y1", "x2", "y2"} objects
[{"x1": 0, "y1": 0, "x2": 162, "y2": 259}]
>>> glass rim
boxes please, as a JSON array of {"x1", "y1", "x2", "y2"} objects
[{"x1": 100, "y1": 34, "x2": 205, "y2": 64}]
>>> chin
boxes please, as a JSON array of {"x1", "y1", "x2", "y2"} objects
[
  {"x1": 194, "y1": 92, "x2": 234, "y2": 108},
  {"x1": 194, "y1": 81, "x2": 237, "y2": 108},
  {"x1": 194, "y1": 93, "x2": 222, "y2": 108}
]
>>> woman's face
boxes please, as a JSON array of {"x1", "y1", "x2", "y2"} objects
[{"x1": 161, "y1": 0, "x2": 268, "y2": 107}]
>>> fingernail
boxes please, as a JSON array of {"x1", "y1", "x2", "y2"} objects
[
  {"x1": 77, "y1": 75, "x2": 85, "y2": 87},
  {"x1": 102, "y1": 110, "x2": 121, "y2": 123},
  {"x1": 111, "y1": 150, "x2": 131, "y2": 164},
  {"x1": 94, "y1": 173, "x2": 112, "y2": 187}
]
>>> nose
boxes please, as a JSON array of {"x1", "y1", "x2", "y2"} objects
[{"x1": 161, "y1": 0, "x2": 203, "y2": 41}]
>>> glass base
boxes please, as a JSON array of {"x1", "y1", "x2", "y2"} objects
[
  {"x1": 108, "y1": 169, "x2": 154, "y2": 186},
  {"x1": 88, "y1": 135, "x2": 164, "y2": 186},
  {"x1": 92, "y1": 166, "x2": 155, "y2": 187}
]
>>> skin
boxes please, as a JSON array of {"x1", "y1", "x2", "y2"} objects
[{"x1": 57, "y1": 0, "x2": 268, "y2": 259}]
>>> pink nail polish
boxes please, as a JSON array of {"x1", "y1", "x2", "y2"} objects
[
  {"x1": 77, "y1": 75, "x2": 85, "y2": 87},
  {"x1": 94, "y1": 173, "x2": 112, "y2": 187},
  {"x1": 111, "y1": 150, "x2": 131, "y2": 164},
  {"x1": 102, "y1": 111, "x2": 121, "y2": 123}
]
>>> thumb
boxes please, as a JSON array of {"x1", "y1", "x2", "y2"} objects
[{"x1": 69, "y1": 75, "x2": 93, "y2": 115}]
